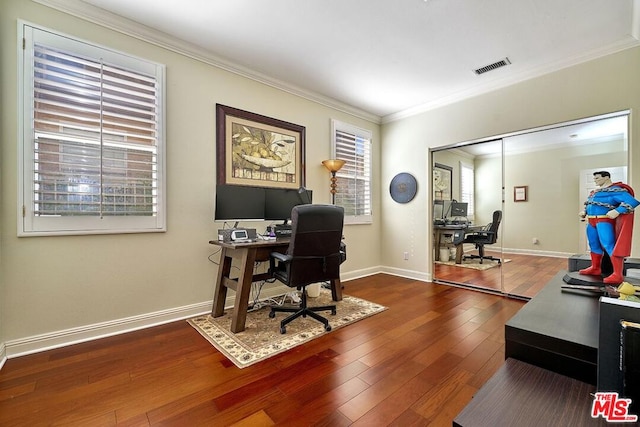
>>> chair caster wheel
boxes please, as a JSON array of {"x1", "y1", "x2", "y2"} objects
[
  {"x1": 325, "y1": 325, "x2": 332, "y2": 332},
  {"x1": 269, "y1": 311, "x2": 275, "y2": 319},
  {"x1": 280, "y1": 326, "x2": 286, "y2": 334},
  {"x1": 331, "y1": 309, "x2": 336, "y2": 315}
]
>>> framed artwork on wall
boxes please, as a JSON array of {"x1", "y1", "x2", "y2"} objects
[
  {"x1": 216, "y1": 104, "x2": 305, "y2": 189},
  {"x1": 433, "y1": 163, "x2": 452, "y2": 201},
  {"x1": 514, "y1": 185, "x2": 528, "y2": 202}
]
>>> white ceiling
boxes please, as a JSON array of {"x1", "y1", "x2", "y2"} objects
[{"x1": 64, "y1": 0, "x2": 639, "y2": 121}]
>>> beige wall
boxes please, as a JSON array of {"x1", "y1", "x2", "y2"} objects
[
  {"x1": 382, "y1": 46, "x2": 640, "y2": 280},
  {"x1": 0, "y1": 0, "x2": 381, "y2": 350}
]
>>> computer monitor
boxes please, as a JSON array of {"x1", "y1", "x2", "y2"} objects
[
  {"x1": 433, "y1": 200, "x2": 445, "y2": 220},
  {"x1": 264, "y1": 188, "x2": 313, "y2": 224},
  {"x1": 449, "y1": 202, "x2": 468, "y2": 218},
  {"x1": 214, "y1": 184, "x2": 265, "y2": 223}
]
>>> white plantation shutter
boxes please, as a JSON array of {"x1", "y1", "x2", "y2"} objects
[
  {"x1": 460, "y1": 161, "x2": 475, "y2": 217},
  {"x1": 332, "y1": 120, "x2": 372, "y2": 224},
  {"x1": 20, "y1": 23, "x2": 165, "y2": 235}
]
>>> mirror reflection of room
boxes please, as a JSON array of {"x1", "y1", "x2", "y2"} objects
[{"x1": 432, "y1": 113, "x2": 629, "y2": 299}]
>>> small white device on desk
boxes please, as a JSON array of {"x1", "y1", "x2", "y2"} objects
[
  {"x1": 231, "y1": 229, "x2": 250, "y2": 242},
  {"x1": 217, "y1": 228, "x2": 256, "y2": 243}
]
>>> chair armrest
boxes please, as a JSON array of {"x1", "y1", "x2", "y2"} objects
[
  {"x1": 269, "y1": 251, "x2": 292, "y2": 274},
  {"x1": 270, "y1": 252, "x2": 292, "y2": 263},
  {"x1": 474, "y1": 231, "x2": 497, "y2": 243}
]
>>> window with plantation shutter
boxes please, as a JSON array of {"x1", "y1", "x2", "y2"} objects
[
  {"x1": 19, "y1": 23, "x2": 166, "y2": 236},
  {"x1": 460, "y1": 161, "x2": 475, "y2": 218},
  {"x1": 331, "y1": 120, "x2": 372, "y2": 224}
]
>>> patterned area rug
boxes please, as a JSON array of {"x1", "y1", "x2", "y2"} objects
[
  {"x1": 188, "y1": 289, "x2": 386, "y2": 368},
  {"x1": 435, "y1": 258, "x2": 511, "y2": 270}
]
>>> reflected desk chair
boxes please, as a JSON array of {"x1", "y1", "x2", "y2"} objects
[
  {"x1": 462, "y1": 210, "x2": 502, "y2": 264},
  {"x1": 269, "y1": 204, "x2": 344, "y2": 334}
]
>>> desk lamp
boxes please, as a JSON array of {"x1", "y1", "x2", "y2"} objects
[{"x1": 322, "y1": 159, "x2": 346, "y2": 205}]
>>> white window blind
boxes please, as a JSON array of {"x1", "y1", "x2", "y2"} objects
[
  {"x1": 460, "y1": 161, "x2": 475, "y2": 217},
  {"x1": 331, "y1": 120, "x2": 372, "y2": 224},
  {"x1": 20, "y1": 23, "x2": 166, "y2": 235}
]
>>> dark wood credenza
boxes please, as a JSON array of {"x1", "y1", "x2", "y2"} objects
[{"x1": 504, "y1": 270, "x2": 600, "y2": 385}]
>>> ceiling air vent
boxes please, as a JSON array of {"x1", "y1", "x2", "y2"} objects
[{"x1": 474, "y1": 57, "x2": 511, "y2": 75}]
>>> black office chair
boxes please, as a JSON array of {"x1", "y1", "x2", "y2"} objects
[
  {"x1": 269, "y1": 204, "x2": 344, "y2": 334},
  {"x1": 463, "y1": 210, "x2": 502, "y2": 264}
]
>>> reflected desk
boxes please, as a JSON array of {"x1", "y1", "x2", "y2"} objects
[
  {"x1": 209, "y1": 238, "x2": 343, "y2": 333},
  {"x1": 433, "y1": 223, "x2": 483, "y2": 263}
]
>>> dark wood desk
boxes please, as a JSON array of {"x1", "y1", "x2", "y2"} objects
[
  {"x1": 433, "y1": 223, "x2": 482, "y2": 263},
  {"x1": 209, "y1": 238, "x2": 343, "y2": 333}
]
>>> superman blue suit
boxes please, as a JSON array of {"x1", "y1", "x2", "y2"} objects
[{"x1": 580, "y1": 181, "x2": 639, "y2": 284}]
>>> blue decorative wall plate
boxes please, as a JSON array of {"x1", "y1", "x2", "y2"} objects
[{"x1": 390, "y1": 172, "x2": 418, "y2": 203}]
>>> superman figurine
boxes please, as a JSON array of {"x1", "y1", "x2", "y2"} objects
[{"x1": 579, "y1": 171, "x2": 640, "y2": 284}]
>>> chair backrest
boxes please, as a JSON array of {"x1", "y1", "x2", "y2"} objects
[
  {"x1": 487, "y1": 210, "x2": 502, "y2": 242},
  {"x1": 286, "y1": 204, "x2": 345, "y2": 286}
]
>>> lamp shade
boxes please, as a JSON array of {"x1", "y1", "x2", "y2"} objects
[{"x1": 322, "y1": 159, "x2": 346, "y2": 173}]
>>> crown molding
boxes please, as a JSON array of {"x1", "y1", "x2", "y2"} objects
[{"x1": 32, "y1": 0, "x2": 382, "y2": 125}]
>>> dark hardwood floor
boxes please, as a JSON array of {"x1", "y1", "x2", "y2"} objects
[
  {"x1": 0, "y1": 264, "x2": 563, "y2": 426},
  {"x1": 434, "y1": 252, "x2": 568, "y2": 299}
]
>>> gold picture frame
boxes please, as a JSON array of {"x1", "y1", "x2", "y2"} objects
[{"x1": 216, "y1": 104, "x2": 305, "y2": 189}]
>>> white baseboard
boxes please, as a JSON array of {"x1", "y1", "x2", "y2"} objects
[
  {"x1": 380, "y1": 266, "x2": 431, "y2": 282},
  {"x1": 5, "y1": 301, "x2": 212, "y2": 359},
  {"x1": 502, "y1": 248, "x2": 574, "y2": 258},
  {"x1": 340, "y1": 266, "x2": 381, "y2": 282},
  {"x1": 0, "y1": 342, "x2": 7, "y2": 371}
]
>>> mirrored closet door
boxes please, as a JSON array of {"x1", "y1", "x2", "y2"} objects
[{"x1": 431, "y1": 112, "x2": 629, "y2": 299}]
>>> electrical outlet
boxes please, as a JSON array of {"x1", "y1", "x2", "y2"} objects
[{"x1": 403, "y1": 251, "x2": 409, "y2": 260}]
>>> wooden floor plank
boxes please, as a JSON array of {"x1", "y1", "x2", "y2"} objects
[
  {"x1": 350, "y1": 373, "x2": 436, "y2": 426},
  {"x1": 338, "y1": 359, "x2": 428, "y2": 422},
  {"x1": 412, "y1": 368, "x2": 474, "y2": 419},
  {"x1": 273, "y1": 377, "x2": 370, "y2": 426}
]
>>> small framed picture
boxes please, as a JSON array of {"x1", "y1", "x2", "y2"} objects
[
  {"x1": 514, "y1": 185, "x2": 528, "y2": 202},
  {"x1": 433, "y1": 163, "x2": 453, "y2": 201}
]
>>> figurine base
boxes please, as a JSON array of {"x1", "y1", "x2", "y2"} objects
[
  {"x1": 562, "y1": 271, "x2": 640, "y2": 297},
  {"x1": 561, "y1": 272, "x2": 613, "y2": 296},
  {"x1": 562, "y1": 271, "x2": 604, "y2": 286}
]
